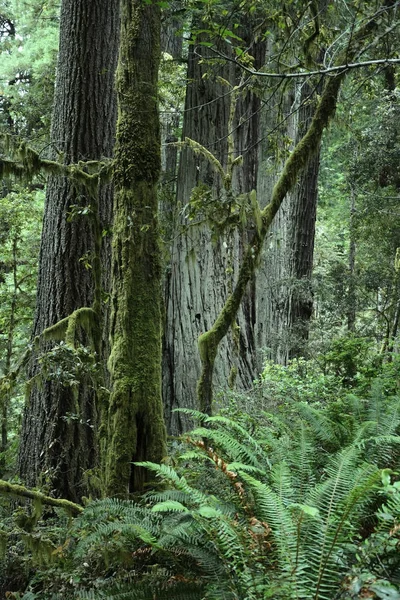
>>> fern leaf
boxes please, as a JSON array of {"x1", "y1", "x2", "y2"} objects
[{"x1": 152, "y1": 500, "x2": 190, "y2": 513}]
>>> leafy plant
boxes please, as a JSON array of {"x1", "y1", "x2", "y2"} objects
[{"x1": 36, "y1": 387, "x2": 398, "y2": 600}]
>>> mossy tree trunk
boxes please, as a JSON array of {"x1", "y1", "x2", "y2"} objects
[
  {"x1": 105, "y1": 0, "x2": 166, "y2": 496},
  {"x1": 18, "y1": 0, "x2": 119, "y2": 502}
]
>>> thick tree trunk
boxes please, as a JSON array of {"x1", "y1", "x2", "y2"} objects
[
  {"x1": 105, "y1": 1, "x2": 166, "y2": 496},
  {"x1": 258, "y1": 82, "x2": 320, "y2": 364},
  {"x1": 197, "y1": 70, "x2": 346, "y2": 414},
  {"x1": 163, "y1": 24, "x2": 264, "y2": 434},
  {"x1": 18, "y1": 0, "x2": 119, "y2": 502}
]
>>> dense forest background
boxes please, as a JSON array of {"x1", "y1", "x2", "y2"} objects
[{"x1": 0, "y1": 0, "x2": 400, "y2": 598}]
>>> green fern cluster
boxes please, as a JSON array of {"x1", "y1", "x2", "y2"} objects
[{"x1": 55, "y1": 387, "x2": 400, "y2": 600}]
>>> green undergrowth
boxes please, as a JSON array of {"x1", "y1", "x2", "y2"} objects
[{"x1": 1, "y1": 348, "x2": 400, "y2": 599}]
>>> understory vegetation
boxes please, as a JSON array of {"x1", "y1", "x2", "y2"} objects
[{"x1": 1, "y1": 342, "x2": 399, "y2": 599}]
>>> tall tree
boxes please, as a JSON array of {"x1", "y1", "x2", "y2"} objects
[
  {"x1": 195, "y1": 3, "x2": 393, "y2": 414},
  {"x1": 105, "y1": 0, "x2": 166, "y2": 496},
  {"x1": 163, "y1": 12, "x2": 266, "y2": 434},
  {"x1": 259, "y1": 80, "x2": 321, "y2": 364},
  {"x1": 18, "y1": 0, "x2": 119, "y2": 501}
]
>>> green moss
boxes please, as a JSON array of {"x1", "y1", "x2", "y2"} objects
[
  {"x1": 105, "y1": 186, "x2": 167, "y2": 492},
  {"x1": 0, "y1": 132, "x2": 110, "y2": 191},
  {"x1": 228, "y1": 366, "x2": 238, "y2": 389},
  {"x1": 0, "y1": 479, "x2": 83, "y2": 515},
  {"x1": 184, "y1": 137, "x2": 225, "y2": 180},
  {"x1": 42, "y1": 307, "x2": 97, "y2": 349},
  {"x1": 105, "y1": 3, "x2": 166, "y2": 496}
]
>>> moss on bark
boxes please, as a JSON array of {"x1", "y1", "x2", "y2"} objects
[
  {"x1": 105, "y1": 1, "x2": 166, "y2": 496},
  {"x1": 0, "y1": 479, "x2": 83, "y2": 515}
]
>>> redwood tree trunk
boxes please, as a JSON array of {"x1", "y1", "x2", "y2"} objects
[
  {"x1": 258, "y1": 82, "x2": 321, "y2": 364},
  {"x1": 163, "y1": 21, "x2": 265, "y2": 434},
  {"x1": 18, "y1": 0, "x2": 119, "y2": 502}
]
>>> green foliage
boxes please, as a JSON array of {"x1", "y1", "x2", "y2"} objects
[
  {"x1": 65, "y1": 393, "x2": 399, "y2": 599},
  {"x1": 0, "y1": 188, "x2": 42, "y2": 367},
  {"x1": 315, "y1": 80, "x2": 400, "y2": 347},
  {"x1": 342, "y1": 477, "x2": 400, "y2": 599},
  {"x1": 0, "y1": 357, "x2": 399, "y2": 598},
  {"x1": 35, "y1": 342, "x2": 98, "y2": 391},
  {"x1": 0, "y1": 187, "x2": 42, "y2": 471},
  {"x1": 0, "y1": 0, "x2": 59, "y2": 138}
]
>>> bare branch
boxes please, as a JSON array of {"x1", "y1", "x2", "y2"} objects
[{"x1": 208, "y1": 52, "x2": 400, "y2": 79}]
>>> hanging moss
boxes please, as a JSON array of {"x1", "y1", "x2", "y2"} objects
[
  {"x1": 184, "y1": 137, "x2": 225, "y2": 180},
  {"x1": 1, "y1": 132, "x2": 111, "y2": 192},
  {"x1": 42, "y1": 307, "x2": 97, "y2": 348}
]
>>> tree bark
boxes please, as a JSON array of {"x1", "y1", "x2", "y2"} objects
[
  {"x1": 347, "y1": 186, "x2": 357, "y2": 333},
  {"x1": 105, "y1": 0, "x2": 166, "y2": 496},
  {"x1": 197, "y1": 67, "x2": 347, "y2": 414},
  {"x1": 163, "y1": 21, "x2": 265, "y2": 434},
  {"x1": 18, "y1": 0, "x2": 119, "y2": 502},
  {"x1": 258, "y1": 80, "x2": 321, "y2": 365}
]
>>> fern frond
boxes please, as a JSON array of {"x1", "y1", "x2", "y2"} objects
[
  {"x1": 304, "y1": 450, "x2": 381, "y2": 600},
  {"x1": 189, "y1": 427, "x2": 262, "y2": 467},
  {"x1": 203, "y1": 414, "x2": 268, "y2": 459},
  {"x1": 288, "y1": 422, "x2": 316, "y2": 497},
  {"x1": 226, "y1": 462, "x2": 266, "y2": 476},
  {"x1": 152, "y1": 500, "x2": 190, "y2": 513},
  {"x1": 145, "y1": 489, "x2": 194, "y2": 506},
  {"x1": 297, "y1": 402, "x2": 342, "y2": 449},
  {"x1": 240, "y1": 472, "x2": 309, "y2": 597},
  {"x1": 174, "y1": 407, "x2": 210, "y2": 423},
  {"x1": 135, "y1": 462, "x2": 211, "y2": 507},
  {"x1": 270, "y1": 461, "x2": 295, "y2": 505}
]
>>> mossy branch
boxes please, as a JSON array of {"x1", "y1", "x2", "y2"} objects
[
  {"x1": 0, "y1": 479, "x2": 83, "y2": 515},
  {"x1": 183, "y1": 137, "x2": 225, "y2": 180},
  {"x1": 0, "y1": 134, "x2": 113, "y2": 195},
  {"x1": 41, "y1": 307, "x2": 98, "y2": 349}
]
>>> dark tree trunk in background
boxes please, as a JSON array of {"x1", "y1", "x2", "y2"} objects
[
  {"x1": 163, "y1": 19, "x2": 265, "y2": 434},
  {"x1": 258, "y1": 82, "x2": 320, "y2": 364},
  {"x1": 287, "y1": 86, "x2": 320, "y2": 360},
  {"x1": 347, "y1": 186, "x2": 357, "y2": 333},
  {"x1": 18, "y1": 0, "x2": 119, "y2": 502},
  {"x1": 159, "y1": 9, "x2": 183, "y2": 243}
]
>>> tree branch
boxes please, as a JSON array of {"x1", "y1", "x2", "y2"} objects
[
  {"x1": 0, "y1": 479, "x2": 83, "y2": 515},
  {"x1": 208, "y1": 53, "x2": 400, "y2": 79}
]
